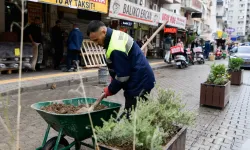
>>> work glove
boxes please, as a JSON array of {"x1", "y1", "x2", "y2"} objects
[{"x1": 103, "y1": 87, "x2": 113, "y2": 98}]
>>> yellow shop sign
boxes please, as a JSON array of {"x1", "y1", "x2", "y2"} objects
[{"x1": 39, "y1": 0, "x2": 108, "y2": 13}]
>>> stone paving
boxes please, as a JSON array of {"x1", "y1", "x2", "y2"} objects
[{"x1": 0, "y1": 59, "x2": 250, "y2": 150}]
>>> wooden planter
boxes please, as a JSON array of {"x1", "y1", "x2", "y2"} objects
[
  {"x1": 229, "y1": 70, "x2": 243, "y2": 85},
  {"x1": 200, "y1": 81, "x2": 230, "y2": 108},
  {"x1": 98, "y1": 128, "x2": 187, "y2": 150}
]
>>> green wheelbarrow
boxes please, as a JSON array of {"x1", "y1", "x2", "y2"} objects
[{"x1": 31, "y1": 97, "x2": 121, "y2": 150}]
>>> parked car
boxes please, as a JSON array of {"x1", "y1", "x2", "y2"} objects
[
  {"x1": 245, "y1": 42, "x2": 250, "y2": 46},
  {"x1": 230, "y1": 46, "x2": 250, "y2": 68},
  {"x1": 229, "y1": 46, "x2": 238, "y2": 54}
]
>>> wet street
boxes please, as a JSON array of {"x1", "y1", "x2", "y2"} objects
[{"x1": 0, "y1": 59, "x2": 250, "y2": 150}]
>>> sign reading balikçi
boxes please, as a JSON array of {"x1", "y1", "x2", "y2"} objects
[
  {"x1": 160, "y1": 8, "x2": 186, "y2": 29},
  {"x1": 109, "y1": 0, "x2": 160, "y2": 26},
  {"x1": 38, "y1": 0, "x2": 108, "y2": 13}
]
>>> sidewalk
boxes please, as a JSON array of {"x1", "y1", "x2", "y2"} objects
[{"x1": 0, "y1": 59, "x2": 171, "y2": 95}]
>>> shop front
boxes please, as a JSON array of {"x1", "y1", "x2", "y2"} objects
[
  {"x1": 159, "y1": 8, "x2": 187, "y2": 56},
  {"x1": 0, "y1": 0, "x2": 109, "y2": 72},
  {"x1": 119, "y1": 19, "x2": 134, "y2": 37},
  {"x1": 108, "y1": 0, "x2": 160, "y2": 57}
]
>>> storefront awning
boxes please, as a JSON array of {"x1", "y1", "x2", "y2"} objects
[{"x1": 178, "y1": 28, "x2": 188, "y2": 32}]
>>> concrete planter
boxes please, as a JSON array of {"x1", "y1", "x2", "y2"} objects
[
  {"x1": 98, "y1": 128, "x2": 187, "y2": 150},
  {"x1": 229, "y1": 70, "x2": 243, "y2": 85},
  {"x1": 200, "y1": 81, "x2": 230, "y2": 108}
]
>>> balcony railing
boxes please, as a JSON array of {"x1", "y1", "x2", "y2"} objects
[
  {"x1": 164, "y1": 0, "x2": 173, "y2": 3},
  {"x1": 217, "y1": 0, "x2": 223, "y2": 6},
  {"x1": 174, "y1": 0, "x2": 181, "y2": 3},
  {"x1": 181, "y1": 0, "x2": 202, "y2": 12}
]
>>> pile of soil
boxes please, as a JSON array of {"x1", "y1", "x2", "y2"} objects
[{"x1": 41, "y1": 103, "x2": 107, "y2": 114}]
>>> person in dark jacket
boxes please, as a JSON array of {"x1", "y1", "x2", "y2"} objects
[
  {"x1": 27, "y1": 17, "x2": 42, "y2": 71},
  {"x1": 51, "y1": 20, "x2": 64, "y2": 70},
  {"x1": 64, "y1": 24, "x2": 83, "y2": 72},
  {"x1": 87, "y1": 20, "x2": 155, "y2": 119},
  {"x1": 204, "y1": 40, "x2": 210, "y2": 59}
]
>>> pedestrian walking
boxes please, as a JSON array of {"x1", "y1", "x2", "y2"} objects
[
  {"x1": 64, "y1": 23, "x2": 83, "y2": 72},
  {"x1": 164, "y1": 34, "x2": 172, "y2": 63},
  {"x1": 87, "y1": 20, "x2": 155, "y2": 119},
  {"x1": 204, "y1": 40, "x2": 210, "y2": 59},
  {"x1": 51, "y1": 20, "x2": 64, "y2": 70}
]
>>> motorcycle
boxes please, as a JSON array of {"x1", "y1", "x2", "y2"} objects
[
  {"x1": 193, "y1": 47, "x2": 205, "y2": 64},
  {"x1": 171, "y1": 46, "x2": 188, "y2": 69},
  {"x1": 185, "y1": 48, "x2": 194, "y2": 65}
]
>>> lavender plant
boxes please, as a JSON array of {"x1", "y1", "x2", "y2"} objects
[{"x1": 95, "y1": 87, "x2": 195, "y2": 150}]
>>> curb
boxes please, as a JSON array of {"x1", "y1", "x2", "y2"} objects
[{"x1": 0, "y1": 63, "x2": 173, "y2": 96}]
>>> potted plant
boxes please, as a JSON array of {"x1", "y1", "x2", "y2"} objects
[
  {"x1": 200, "y1": 64, "x2": 231, "y2": 108},
  {"x1": 228, "y1": 57, "x2": 244, "y2": 85},
  {"x1": 94, "y1": 87, "x2": 195, "y2": 150}
]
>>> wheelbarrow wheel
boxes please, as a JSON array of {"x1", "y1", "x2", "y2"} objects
[{"x1": 42, "y1": 136, "x2": 69, "y2": 150}]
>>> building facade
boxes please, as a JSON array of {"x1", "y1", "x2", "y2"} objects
[{"x1": 227, "y1": 0, "x2": 247, "y2": 38}]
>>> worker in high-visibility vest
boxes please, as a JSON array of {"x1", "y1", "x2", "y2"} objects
[{"x1": 87, "y1": 20, "x2": 155, "y2": 119}]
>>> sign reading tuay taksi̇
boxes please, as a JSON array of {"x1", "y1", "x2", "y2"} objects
[
  {"x1": 109, "y1": 0, "x2": 160, "y2": 26},
  {"x1": 39, "y1": 0, "x2": 108, "y2": 13},
  {"x1": 159, "y1": 8, "x2": 186, "y2": 29}
]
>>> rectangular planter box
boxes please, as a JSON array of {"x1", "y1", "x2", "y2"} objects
[
  {"x1": 200, "y1": 81, "x2": 230, "y2": 108},
  {"x1": 98, "y1": 128, "x2": 187, "y2": 150},
  {"x1": 229, "y1": 70, "x2": 243, "y2": 85}
]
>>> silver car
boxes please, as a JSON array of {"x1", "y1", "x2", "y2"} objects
[{"x1": 230, "y1": 46, "x2": 250, "y2": 68}]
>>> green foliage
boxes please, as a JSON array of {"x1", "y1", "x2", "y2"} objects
[
  {"x1": 187, "y1": 34, "x2": 196, "y2": 44},
  {"x1": 229, "y1": 58, "x2": 244, "y2": 72},
  {"x1": 207, "y1": 64, "x2": 230, "y2": 85},
  {"x1": 95, "y1": 87, "x2": 195, "y2": 150}
]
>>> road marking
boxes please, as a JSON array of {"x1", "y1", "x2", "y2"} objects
[{"x1": 0, "y1": 61, "x2": 165, "y2": 85}]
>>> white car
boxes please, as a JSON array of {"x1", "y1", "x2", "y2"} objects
[{"x1": 229, "y1": 46, "x2": 250, "y2": 68}]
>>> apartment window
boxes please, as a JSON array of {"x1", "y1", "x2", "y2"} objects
[
  {"x1": 237, "y1": 32, "x2": 243, "y2": 35},
  {"x1": 237, "y1": 27, "x2": 243, "y2": 30},
  {"x1": 239, "y1": 10, "x2": 245, "y2": 13},
  {"x1": 238, "y1": 16, "x2": 245, "y2": 19},
  {"x1": 137, "y1": 0, "x2": 145, "y2": 6},
  {"x1": 240, "y1": 4, "x2": 245, "y2": 7},
  {"x1": 238, "y1": 21, "x2": 244, "y2": 24}
]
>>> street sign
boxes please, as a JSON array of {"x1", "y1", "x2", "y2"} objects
[{"x1": 225, "y1": 28, "x2": 235, "y2": 33}]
